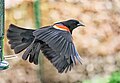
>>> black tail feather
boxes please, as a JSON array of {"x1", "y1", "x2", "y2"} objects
[
  {"x1": 7, "y1": 24, "x2": 41, "y2": 64},
  {"x1": 7, "y1": 24, "x2": 35, "y2": 54}
]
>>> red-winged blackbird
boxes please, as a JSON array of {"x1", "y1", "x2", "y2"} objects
[{"x1": 7, "y1": 19, "x2": 84, "y2": 73}]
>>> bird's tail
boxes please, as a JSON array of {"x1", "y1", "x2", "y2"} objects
[
  {"x1": 7, "y1": 24, "x2": 35, "y2": 54},
  {"x1": 7, "y1": 24, "x2": 41, "y2": 64}
]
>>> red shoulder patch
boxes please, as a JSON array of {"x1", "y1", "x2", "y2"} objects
[{"x1": 53, "y1": 24, "x2": 70, "y2": 32}]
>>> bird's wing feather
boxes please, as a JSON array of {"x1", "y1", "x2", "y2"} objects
[
  {"x1": 40, "y1": 41, "x2": 72, "y2": 73},
  {"x1": 33, "y1": 27, "x2": 82, "y2": 72},
  {"x1": 34, "y1": 27, "x2": 82, "y2": 64}
]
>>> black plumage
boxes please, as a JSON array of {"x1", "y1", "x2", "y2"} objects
[{"x1": 7, "y1": 19, "x2": 84, "y2": 73}]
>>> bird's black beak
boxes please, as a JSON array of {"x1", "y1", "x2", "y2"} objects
[{"x1": 77, "y1": 23, "x2": 85, "y2": 27}]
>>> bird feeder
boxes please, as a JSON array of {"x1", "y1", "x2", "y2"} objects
[{"x1": 0, "y1": 0, "x2": 9, "y2": 70}]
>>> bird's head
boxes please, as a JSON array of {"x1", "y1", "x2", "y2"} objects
[{"x1": 61, "y1": 19, "x2": 85, "y2": 33}]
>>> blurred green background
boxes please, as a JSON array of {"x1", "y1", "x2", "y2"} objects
[{"x1": 0, "y1": 0, "x2": 120, "y2": 83}]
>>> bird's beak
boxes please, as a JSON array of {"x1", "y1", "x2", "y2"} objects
[{"x1": 77, "y1": 23, "x2": 85, "y2": 27}]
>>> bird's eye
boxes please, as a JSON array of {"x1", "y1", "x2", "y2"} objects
[{"x1": 74, "y1": 22, "x2": 77, "y2": 24}]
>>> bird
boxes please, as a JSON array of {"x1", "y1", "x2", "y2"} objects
[{"x1": 7, "y1": 19, "x2": 85, "y2": 73}]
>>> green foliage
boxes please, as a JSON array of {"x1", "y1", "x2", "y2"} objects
[
  {"x1": 109, "y1": 71, "x2": 120, "y2": 83},
  {"x1": 82, "y1": 71, "x2": 120, "y2": 83},
  {"x1": 82, "y1": 76, "x2": 109, "y2": 83}
]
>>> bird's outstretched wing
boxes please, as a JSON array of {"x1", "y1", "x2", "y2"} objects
[
  {"x1": 40, "y1": 41, "x2": 73, "y2": 73},
  {"x1": 33, "y1": 27, "x2": 82, "y2": 73}
]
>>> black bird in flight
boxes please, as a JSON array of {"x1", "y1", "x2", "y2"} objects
[{"x1": 7, "y1": 19, "x2": 85, "y2": 73}]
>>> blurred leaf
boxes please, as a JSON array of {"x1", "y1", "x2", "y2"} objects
[
  {"x1": 109, "y1": 71, "x2": 120, "y2": 83},
  {"x1": 82, "y1": 76, "x2": 110, "y2": 83}
]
